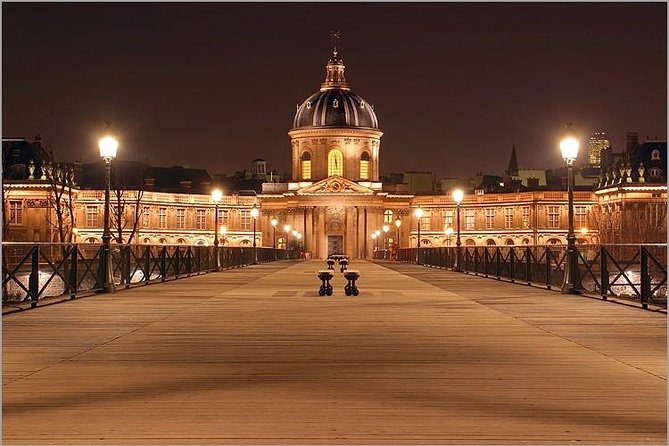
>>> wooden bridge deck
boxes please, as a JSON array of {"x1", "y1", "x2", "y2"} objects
[{"x1": 3, "y1": 260, "x2": 666, "y2": 444}]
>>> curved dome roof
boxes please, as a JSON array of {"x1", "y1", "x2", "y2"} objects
[
  {"x1": 293, "y1": 89, "x2": 379, "y2": 129},
  {"x1": 292, "y1": 45, "x2": 379, "y2": 130}
]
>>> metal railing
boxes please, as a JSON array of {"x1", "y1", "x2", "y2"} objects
[
  {"x1": 2, "y1": 243, "x2": 292, "y2": 308},
  {"x1": 397, "y1": 244, "x2": 667, "y2": 309}
]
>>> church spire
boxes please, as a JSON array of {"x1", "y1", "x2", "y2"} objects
[
  {"x1": 321, "y1": 31, "x2": 350, "y2": 91},
  {"x1": 507, "y1": 143, "x2": 519, "y2": 176}
]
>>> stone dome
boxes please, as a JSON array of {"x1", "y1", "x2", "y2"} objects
[
  {"x1": 292, "y1": 46, "x2": 379, "y2": 130},
  {"x1": 293, "y1": 89, "x2": 379, "y2": 129}
]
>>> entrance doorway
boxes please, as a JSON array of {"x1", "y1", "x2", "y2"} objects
[{"x1": 328, "y1": 235, "x2": 344, "y2": 256}]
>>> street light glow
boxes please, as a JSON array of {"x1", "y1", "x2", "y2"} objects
[
  {"x1": 284, "y1": 224, "x2": 291, "y2": 233},
  {"x1": 560, "y1": 137, "x2": 580, "y2": 163},
  {"x1": 211, "y1": 189, "x2": 222, "y2": 202},
  {"x1": 394, "y1": 217, "x2": 402, "y2": 228},
  {"x1": 445, "y1": 226, "x2": 453, "y2": 236},
  {"x1": 98, "y1": 135, "x2": 118, "y2": 160},
  {"x1": 452, "y1": 189, "x2": 464, "y2": 204},
  {"x1": 414, "y1": 207, "x2": 423, "y2": 218},
  {"x1": 271, "y1": 217, "x2": 278, "y2": 227},
  {"x1": 251, "y1": 205, "x2": 259, "y2": 219}
]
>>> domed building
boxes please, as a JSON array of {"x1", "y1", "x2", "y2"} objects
[{"x1": 289, "y1": 46, "x2": 383, "y2": 183}]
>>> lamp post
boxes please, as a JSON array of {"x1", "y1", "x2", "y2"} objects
[
  {"x1": 371, "y1": 232, "x2": 378, "y2": 257},
  {"x1": 414, "y1": 207, "x2": 423, "y2": 263},
  {"x1": 284, "y1": 224, "x2": 291, "y2": 259},
  {"x1": 212, "y1": 189, "x2": 222, "y2": 271},
  {"x1": 394, "y1": 217, "x2": 402, "y2": 260},
  {"x1": 296, "y1": 232, "x2": 302, "y2": 255},
  {"x1": 445, "y1": 226, "x2": 453, "y2": 246},
  {"x1": 99, "y1": 123, "x2": 118, "y2": 293},
  {"x1": 251, "y1": 204, "x2": 259, "y2": 264},
  {"x1": 271, "y1": 217, "x2": 278, "y2": 260},
  {"x1": 382, "y1": 224, "x2": 390, "y2": 257},
  {"x1": 220, "y1": 225, "x2": 227, "y2": 246},
  {"x1": 452, "y1": 189, "x2": 464, "y2": 272},
  {"x1": 560, "y1": 124, "x2": 581, "y2": 294}
]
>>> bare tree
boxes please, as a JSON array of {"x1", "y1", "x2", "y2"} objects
[
  {"x1": 110, "y1": 164, "x2": 146, "y2": 245},
  {"x1": 44, "y1": 160, "x2": 76, "y2": 243}
]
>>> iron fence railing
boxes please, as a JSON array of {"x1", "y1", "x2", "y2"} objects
[
  {"x1": 397, "y1": 244, "x2": 667, "y2": 309},
  {"x1": 2, "y1": 243, "x2": 291, "y2": 308}
]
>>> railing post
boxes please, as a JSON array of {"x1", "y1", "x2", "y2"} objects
[
  {"x1": 495, "y1": 248, "x2": 501, "y2": 280},
  {"x1": 124, "y1": 245, "x2": 131, "y2": 288},
  {"x1": 526, "y1": 246, "x2": 532, "y2": 286},
  {"x1": 160, "y1": 246, "x2": 167, "y2": 282},
  {"x1": 473, "y1": 249, "x2": 478, "y2": 275},
  {"x1": 144, "y1": 246, "x2": 151, "y2": 284},
  {"x1": 185, "y1": 247, "x2": 192, "y2": 277},
  {"x1": 509, "y1": 248, "x2": 515, "y2": 283},
  {"x1": 640, "y1": 246, "x2": 650, "y2": 310},
  {"x1": 69, "y1": 245, "x2": 78, "y2": 299},
  {"x1": 600, "y1": 246, "x2": 608, "y2": 300},
  {"x1": 545, "y1": 248, "x2": 552, "y2": 290},
  {"x1": 29, "y1": 245, "x2": 39, "y2": 308},
  {"x1": 175, "y1": 247, "x2": 181, "y2": 278}
]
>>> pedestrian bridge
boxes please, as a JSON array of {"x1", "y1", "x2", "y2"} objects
[{"x1": 3, "y1": 260, "x2": 666, "y2": 444}]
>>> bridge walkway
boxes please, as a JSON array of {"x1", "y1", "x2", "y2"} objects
[{"x1": 3, "y1": 260, "x2": 666, "y2": 444}]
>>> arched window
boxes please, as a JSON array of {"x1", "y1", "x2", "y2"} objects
[
  {"x1": 277, "y1": 237, "x2": 287, "y2": 250},
  {"x1": 505, "y1": 239, "x2": 515, "y2": 245},
  {"x1": 300, "y1": 152, "x2": 312, "y2": 180},
  {"x1": 85, "y1": 237, "x2": 98, "y2": 244},
  {"x1": 522, "y1": 238, "x2": 531, "y2": 245},
  {"x1": 420, "y1": 239, "x2": 432, "y2": 247},
  {"x1": 360, "y1": 151, "x2": 370, "y2": 180},
  {"x1": 383, "y1": 209, "x2": 394, "y2": 224},
  {"x1": 143, "y1": 237, "x2": 152, "y2": 244},
  {"x1": 240, "y1": 239, "x2": 252, "y2": 247},
  {"x1": 486, "y1": 239, "x2": 496, "y2": 246},
  {"x1": 547, "y1": 238, "x2": 562, "y2": 246},
  {"x1": 327, "y1": 149, "x2": 343, "y2": 177},
  {"x1": 159, "y1": 238, "x2": 168, "y2": 245},
  {"x1": 649, "y1": 167, "x2": 662, "y2": 177},
  {"x1": 176, "y1": 238, "x2": 186, "y2": 245},
  {"x1": 465, "y1": 239, "x2": 476, "y2": 246},
  {"x1": 651, "y1": 149, "x2": 661, "y2": 160}
]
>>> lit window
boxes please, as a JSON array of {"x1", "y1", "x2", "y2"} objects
[
  {"x1": 505, "y1": 207, "x2": 514, "y2": 229},
  {"x1": 327, "y1": 149, "x2": 343, "y2": 176},
  {"x1": 465, "y1": 209, "x2": 475, "y2": 230},
  {"x1": 485, "y1": 208, "x2": 496, "y2": 229},
  {"x1": 218, "y1": 208, "x2": 229, "y2": 226},
  {"x1": 142, "y1": 207, "x2": 150, "y2": 228},
  {"x1": 548, "y1": 206, "x2": 560, "y2": 229},
  {"x1": 301, "y1": 152, "x2": 312, "y2": 180},
  {"x1": 159, "y1": 208, "x2": 167, "y2": 229},
  {"x1": 651, "y1": 150, "x2": 660, "y2": 160},
  {"x1": 420, "y1": 210, "x2": 430, "y2": 230},
  {"x1": 86, "y1": 205, "x2": 98, "y2": 227},
  {"x1": 383, "y1": 209, "x2": 393, "y2": 224},
  {"x1": 196, "y1": 209, "x2": 206, "y2": 230},
  {"x1": 240, "y1": 210, "x2": 251, "y2": 230},
  {"x1": 176, "y1": 208, "x2": 185, "y2": 229},
  {"x1": 360, "y1": 152, "x2": 370, "y2": 180},
  {"x1": 9, "y1": 200, "x2": 22, "y2": 225},
  {"x1": 444, "y1": 209, "x2": 453, "y2": 228},
  {"x1": 575, "y1": 206, "x2": 587, "y2": 228}
]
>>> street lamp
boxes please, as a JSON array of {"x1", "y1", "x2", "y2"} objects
[
  {"x1": 251, "y1": 204, "x2": 259, "y2": 264},
  {"x1": 99, "y1": 122, "x2": 118, "y2": 293},
  {"x1": 284, "y1": 224, "x2": 291, "y2": 259},
  {"x1": 395, "y1": 217, "x2": 402, "y2": 260},
  {"x1": 271, "y1": 217, "x2": 278, "y2": 260},
  {"x1": 382, "y1": 224, "x2": 390, "y2": 251},
  {"x1": 211, "y1": 189, "x2": 223, "y2": 271},
  {"x1": 296, "y1": 232, "x2": 302, "y2": 255},
  {"x1": 445, "y1": 226, "x2": 453, "y2": 246},
  {"x1": 371, "y1": 232, "x2": 378, "y2": 256},
  {"x1": 414, "y1": 207, "x2": 423, "y2": 263},
  {"x1": 220, "y1": 225, "x2": 227, "y2": 246},
  {"x1": 560, "y1": 123, "x2": 581, "y2": 294},
  {"x1": 452, "y1": 189, "x2": 464, "y2": 272}
]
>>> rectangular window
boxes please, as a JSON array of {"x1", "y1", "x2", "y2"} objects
[
  {"x1": 548, "y1": 206, "x2": 560, "y2": 229},
  {"x1": 176, "y1": 208, "x2": 185, "y2": 229},
  {"x1": 485, "y1": 208, "x2": 496, "y2": 229},
  {"x1": 218, "y1": 208, "x2": 229, "y2": 226},
  {"x1": 142, "y1": 207, "x2": 150, "y2": 228},
  {"x1": 465, "y1": 209, "x2": 475, "y2": 230},
  {"x1": 86, "y1": 205, "x2": 98, "y2": 227},
  {"x1": 522, "y1": 206, "x2": 531, "y2": 229},
  {"x1": 9, "y1": 200, "x2": 22, "y2": 225},
  {"x1": 301, "y1": 160, "x2": 311, "y2": 180},
  {"x1": 240, "y1": 210, "x2": 251, "y2": 231},
  {"x1": 359, "y1": 160, "x2": 369, "y2": 180},
  {"x1": 196, "y1": 209, "x2": 206, "y2": 230},
  {"x1": 444, "y1": 210, "x2": 453, "y2": 229},
  {"x1": 575, "y1": 206, "x2": 587, "y2": 229},
  {"x1": 159, "y1": 208, "x2": 167, "y2": 229},
  {"x1": 420, "y1": 210, "x2": 430, "y2": 230},
  {"x1": 505, "y1": 207, "x2": 514, "y2": 229}
]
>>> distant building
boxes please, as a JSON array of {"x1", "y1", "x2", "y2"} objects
[{"x1": 588, "y1": 132, "x2": 609, "y2": 167}]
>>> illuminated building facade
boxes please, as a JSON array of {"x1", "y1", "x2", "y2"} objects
[{"x1": 588, "y1": 132, "x2": 610, "y2": 167}]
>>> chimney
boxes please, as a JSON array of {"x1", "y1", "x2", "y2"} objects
[{"x1": 626, "y1": 132, "x2": 639, "y2": 154}]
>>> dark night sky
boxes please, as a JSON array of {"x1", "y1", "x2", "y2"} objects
[{"x1": 3, "y1": 3, "x2": 667, "y2": 179}]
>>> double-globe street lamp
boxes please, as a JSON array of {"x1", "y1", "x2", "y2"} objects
[
  {"x1": 452, "y1": 188, "x2": 464, "y2": 272},
  {"x1": 284, "y1": 224, "x2": 291, "y2": 259},
  {"x1": 211, "y1": 189, "x2": 223, "y2": 271},
  {"x1": 99, "y1": 122, "x2": 118, "y2": 293},
  {"x1": 251, "y1": 204, "x2": 259, "y2": 264},
  {"x1": 560, "y1": 124, "x2": 582, "y2": 294},
  {"x1": 414, "y1": 207, "x2": 424, "y2": 263}
]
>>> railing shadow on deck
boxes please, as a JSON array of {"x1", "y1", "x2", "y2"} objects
[
  {"x1": 2, "y1": 243, "x2": 299, "y2": 309},
  {"x1": 392, "y1": 244, "x2": 667, "y2": 310}
]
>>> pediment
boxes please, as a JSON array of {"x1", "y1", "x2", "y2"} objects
[{"x1": 297, "y1": 176, "x2": 375, "y2": 195}]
